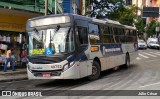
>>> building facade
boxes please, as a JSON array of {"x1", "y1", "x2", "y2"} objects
[
  {"x1": 0, "y1": 0, "x2": 84, "y2": 65},
  {"x1": 0, "y1": 0, "x2": 63, "y2": 65},
  {"x1": 62, "y1": 0, "x2": 80, "y2": 14}
]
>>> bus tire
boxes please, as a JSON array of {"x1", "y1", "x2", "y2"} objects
[
  {"x1": 125, "y1": 54, "x2": 130, "y2": 68},
  {"x1": 88, "y1": 61, "x2": 100, "y2": 81}
]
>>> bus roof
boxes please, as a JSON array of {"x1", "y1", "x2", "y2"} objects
[
  {"x1": 27, "y1": 13, "x2": 71, "y2": 21},
  {"x1": 27, "y1": 13, "x2": 136, "y2": 30}
]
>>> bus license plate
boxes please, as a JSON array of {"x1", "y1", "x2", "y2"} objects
[{"x1": 43, "y1": 73, "x2": 51, "y2": 77}]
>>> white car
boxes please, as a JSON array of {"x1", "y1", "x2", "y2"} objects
[
  {"x1": 147, "y1": 41, "x2": 160, "y2": 49},
  {"x1": 138, "y1": 40, "x2": 147, "y2": 49}
]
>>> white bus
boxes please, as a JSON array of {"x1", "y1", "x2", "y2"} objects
[{"x1": 26, "y1": 14, "x2": 138, "y2": 80}]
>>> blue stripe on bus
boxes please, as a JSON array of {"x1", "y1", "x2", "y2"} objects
[
  {"x1": 66, "y1": 53, "x2": 88, "y2": 62},
  {"x1": 75, "y1": 53, "x2": 88, "y2": 61},
  {"x1": 100, "y1": 44, "x2": 123, "y2": 56},
  {"x1": 67, "y1": 55, "x2": 76, "y2": 62}
]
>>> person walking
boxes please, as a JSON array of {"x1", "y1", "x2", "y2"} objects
[
  {"x1": 21, "y1": 49, "x2": 27, "y2": 67},
  {"x1": 4, "y1": 46, "x2": 14, "y2": 72}
]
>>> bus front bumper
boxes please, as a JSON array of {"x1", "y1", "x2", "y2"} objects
[{"x1": 27, "y1": 64, "x2": 80, "y2": 79}]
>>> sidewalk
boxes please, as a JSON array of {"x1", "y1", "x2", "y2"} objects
[{"x1": 0, "y1": 65, "x2": 28, "y2": 82}]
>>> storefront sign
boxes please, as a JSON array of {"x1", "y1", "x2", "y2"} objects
[
  {"x1": 0, "y1": 13, "x2": 30, "y2": 32},
  {"x1": 0, "y1": 23, "x2": 25, "y2": 32}
]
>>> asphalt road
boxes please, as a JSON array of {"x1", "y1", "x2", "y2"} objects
[{"x1": 1, "y1": 48, "x2": 160, "y2": 99}]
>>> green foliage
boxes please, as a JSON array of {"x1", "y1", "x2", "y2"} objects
[
  {"x1": 86, "y1": 0, "x2": 139, "y2": 26},
  {"x1": 146, "y1": 20, "x2": 156, "y2": 36},
  {"x1": 135, "y1": 17, "x2": 145, "y2": 33},
  {"x1": 85, "y1": 0, "x2": 124, "y2": 17},
  {"x1": 108, "y1": 5, "x2": 138, "y2": 26}
]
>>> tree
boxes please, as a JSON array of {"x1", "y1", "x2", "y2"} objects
[
  {"x1": 85, "y1": 0, "x2": 124, "y2": 17},
  {"x1": 86, "y1": 0, "x2": 139, "y2": 26},
  {"x1": 146, "y1": 20, "x2": 156, "y2": 37},
  {"x1": 108, "y1": 5, "x2": 139, "y2": 26},
  {"x1": 135, "y1": 17, "x2": 145, "y2": 33}
]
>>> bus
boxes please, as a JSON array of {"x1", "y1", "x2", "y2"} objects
[{"x1": 26, "y1": 14, "x2": 138, "y2": 80}]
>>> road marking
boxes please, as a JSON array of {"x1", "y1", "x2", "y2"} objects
[
  {"x1": 142, "y1": 52, "x2": 157, "y2": 57},
  {"x1": 138, "y1": 54, "x2": 149, "y2": 58},
  {"x1": 156, "y1": 52, "x2": 160, "y2": 54},
  {"x1": 140, "y1": 82, "x2": 160, "y2": 88},
  {"x1": 136, "y1": 57, "x2": 141, "y2": 60},
  {"x1": 145, "y1": 59, "x2": 157, "y2": 62},
  {"x1": 149, "y1": 52, "x2": 160, "y2": 56}
]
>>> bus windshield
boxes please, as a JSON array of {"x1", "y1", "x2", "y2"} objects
[{"x1": 28, "y1": 27, "x2": 75, "y2": 56}]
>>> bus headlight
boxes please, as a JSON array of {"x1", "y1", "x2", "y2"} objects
[
  {"x1": 27, "y1": 64, "x2": 34, "y2": 73},
  {"x1": 63, "y1": 61, "x2": 75, "y2": 71},
  {"x1": 27, "y1": 64, "x2": 32, "y2": 72},
  {"x1": 63, "y1": 65, "x2": 69, "y2": 71}
]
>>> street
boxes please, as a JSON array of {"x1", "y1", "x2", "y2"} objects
[{"x1": 1, "y1": 49, "x2": 160, "y2": 99}]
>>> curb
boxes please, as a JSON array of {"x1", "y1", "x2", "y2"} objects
[
  {"x1": 0, "y1": 69, "x2": 28, "y2": 82},
  {"x1": 0, "y1": 77, "x2": 28, "y2": 83},
  {"x1": 0, "y1": 69, "x2": 27, "y2": 75}
]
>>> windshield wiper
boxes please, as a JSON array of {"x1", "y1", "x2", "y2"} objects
[
  {"x1": 50, "y1": 25, "x2": 61, "y2": 41},
  {"x1": 33, "y1": 28, "x2": 42, "y2": 41},
  {"x1": 55, "y1": 25, "x2": 60, "y2": 32}
]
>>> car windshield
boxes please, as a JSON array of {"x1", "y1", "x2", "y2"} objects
[
  {"x1": 150, "y1": 41, "x2": 158, "y2": 44},
  {"x1": 28, "y1": 27, "x2": 75, "y2": 56},
  {"x1": 138, "y1": 40, "x2": 145, "y2": 43}
]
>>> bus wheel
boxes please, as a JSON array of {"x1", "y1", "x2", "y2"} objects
[
  {"x1": 88, "y1": 61, "x2": 100, "y2": 81},
  {"x1": 125, "y1": 54, "x2": 130, "y2": 67}
]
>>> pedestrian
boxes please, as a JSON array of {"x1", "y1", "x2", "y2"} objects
[
  {"x1": 21, "y1": 49, "x2": 27, "y2": 67},
  {"x1": 4, "y1": 46, "x2": 14, "y2": 72}
]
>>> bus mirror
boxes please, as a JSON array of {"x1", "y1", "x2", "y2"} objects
[
  {"x1": 89, "y1": 34, "x2": 100, "y2": 40},
  {"x1": 91, "y1": 30, "x2": 95, "y2": 34},
  {"x1": 90, "y1": 30, "x2": 98, "y2": 34}
]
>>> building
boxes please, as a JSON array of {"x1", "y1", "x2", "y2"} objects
[
  {"x1": 0, "y1": 0, "x2": 84, "y2": 65},
  {"x1": 0, "y1": 0, "x2": 63, "y2": 65},
  {"x1": 62, "y1": 0, "x2": 80, "y2": 14}
]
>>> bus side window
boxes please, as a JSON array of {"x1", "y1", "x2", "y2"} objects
[
  {"x1": 76, "y1": 26, "x2": 88, "y2": 52},
  {"x1": 76, "y1": 26, "x2": 88, "y2": 45}
]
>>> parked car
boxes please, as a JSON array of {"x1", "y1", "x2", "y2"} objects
[
  {"x1": 138, "y1": 40, "x2": 147, "y2": 49},
  {"x1": 147, "y1": 38, "x2": 160, "y2": 49},
  {"x1": 147, "y1": 41, "x2": 160, "y2": 49}
]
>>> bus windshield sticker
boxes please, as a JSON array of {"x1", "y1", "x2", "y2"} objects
[
  {"x1": 30, "y1": 49, "x2": 45, "y2": 55},
  {"x1": 45, "y1": 48, "x2": 53, "y2": 55}
]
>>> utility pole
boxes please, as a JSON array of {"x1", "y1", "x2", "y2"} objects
[
  {"x1": 55, "y1": 0, "x2": 57, "y2": 14},
  {"x1": 45, "y1": 0, "x2": 48, "y2": 16},
  {"x1": 80, "y1": 0, "x2": 85, "y2": 15},
  {"x1": 35, "y1": 0, "x2": 37, "y2": 11},
  {"x1": 88, "y1": 0, "x2": 91, "y2": 17}
]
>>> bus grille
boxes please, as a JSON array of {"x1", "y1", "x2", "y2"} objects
[{"x1": 32, "y1": 70, "x2": 62, "y2": 76}]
